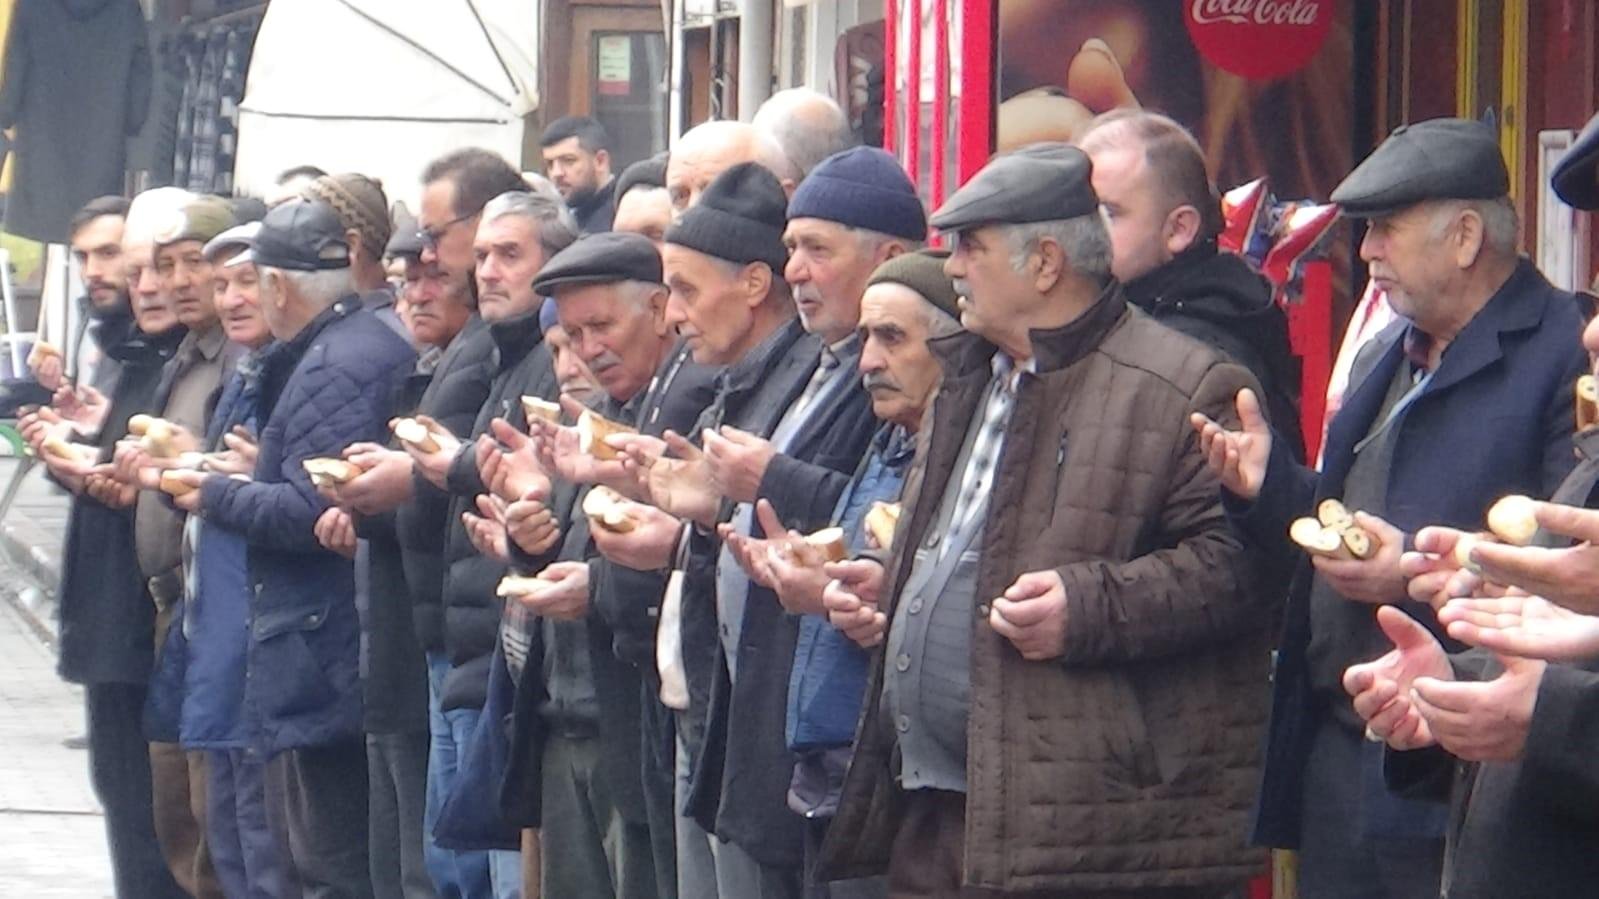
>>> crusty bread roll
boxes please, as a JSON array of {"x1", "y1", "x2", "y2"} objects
[
  {"x1": 41, "y1": 436, "x2": 92, "y2": 465},
  {"x1": 522, "y1": 396, "x2": 562, "y2": 425},
  {"x1": 1316, "y1": 498, "x2": 1354, "y2": 531},
  {"x1": 29, "y1": 340, "x2": 60, "y2": 360},
  {"x1": 497, "y1": 574, "x2": 558, "y2": 598},
  {"x1": 864, "y1": 501, "x2": 901, "y2": 551},
  {"x1": 303, "y1": 458, "x2": 363, "y2": 488},
  {"x1": 805, "y1": 527, "x2": 848, "y2": 564},
  {"x1": 1577, "y1": 376, "x2": 1598, "y2": 432},
  {"x1": 1486, "y1": 494, "x2": 1538, "y2": 546},
  {"x1": 392, "y1": 418, "x2": 440, "y2": 453},
  {"x1": 576, "y1": 409, "x2": 636, "y2": 461},
  {"x1": 582, "y1": 485, "x2": 638, "y2": 533},
  {"x1": 127, "y1": 414, "x2": 155, "y2": 437},
  {"x1": 1289, "y1": 517, "x2": 1348, "y2": 559},
  {"x1": 1290, "y1": 501, "x2": 1380, "y2": 561},
  {"x1": 158, "y1": 470, "x2": 199, "y2": 497}
]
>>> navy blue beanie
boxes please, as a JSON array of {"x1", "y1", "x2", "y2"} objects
[
  {"x1": 787, "y1": 147, "x2": 927, "y2": 242},
  {"x1": 539, "y1": 296, "x2": 560, "y2": 332}
]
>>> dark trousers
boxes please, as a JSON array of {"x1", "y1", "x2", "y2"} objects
[
  {"x1": 805, "y1": 816, "x2": 886, "y2": 899},
  {"x1": 208, "y1": 748, "x2": 296, "y2": 899},
  {"x1": 265, "y1": 740, "x2": 376, "y2": 899},
  {"x1": 1296, "y1": 721, "x2": 1445, "y2": 899},
  {"x1": 150, "y1": 741, "x2": 223, "y2": 897},
  {"x1": 887, "y1": 790, "x2": 1235, "y2": 899},
  {"x1": 539, "y1": 733, "x2": 657, "y2": 899},
  {"x1": 85, "y1": 682, "x2": 189, "y2": 899},
  {"x1": 639, "y1": 679, "x2": 679, "y2": 899},
  {"x1": 367, "y1": 731, "x2": 439, "y2": 899}
]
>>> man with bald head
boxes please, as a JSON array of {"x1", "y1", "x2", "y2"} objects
[
  {"x1": 665, "y1": 120, "x2": 792, "y2": 216},
  {"x1": 752, "y1": 88, "x2": 855, "y2": 186}
]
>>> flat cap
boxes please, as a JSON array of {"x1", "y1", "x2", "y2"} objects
[
  {"x1": 1553, "y1": 111, "x2": 1599, "y2": 211},
  {"x1": 154, "y1": 194, "x2": 237, "y2": 248},
  {"x1": 235, "y1": 200, "x2": 351, "y2": 272},
  {"x1": 202, "y1": 221, "x2": 262, "y2": 266},
  {"x1": 532, "y1": 231, "x2": 663, "y2": 294},
  {"x1": 1331, "y1": 118, "x2": 1508, "y2": 218},
  {"x1": 929, "y1": 142, "x2": 1098, "y2": 232}
]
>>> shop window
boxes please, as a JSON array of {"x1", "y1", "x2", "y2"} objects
[{"x1": 592, "y1": 31, "x2": 669, "y2": 166}]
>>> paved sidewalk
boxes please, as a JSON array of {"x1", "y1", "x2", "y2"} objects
[
  {"x1": 0, "y1": 456, "x2": 70, "y2": 637},
  {"x1": 0, "y1": 593, "x2": 113, "y2": 897}
]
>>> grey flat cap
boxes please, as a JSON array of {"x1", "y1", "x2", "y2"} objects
[
  {"x1": 1330, "y1": 118, "x2": 1509, "y2": 218},
  {"x1": 929, "y1": 142, "x2": 1099, "y2": 232},
  {"x1": 532, "y1": 231, "x2": 663, "y2": 294}
]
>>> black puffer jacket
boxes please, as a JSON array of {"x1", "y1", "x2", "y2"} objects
[
  {"x1": 1124, "y1": 242, "x2": 1304, "y2": 460},
  {"x1": 438, "y1": 312, "x2": 559, "y2": 711}
]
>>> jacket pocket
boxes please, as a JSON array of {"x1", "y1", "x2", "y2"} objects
[
  {"x1": 1105, "y1": 676, "x2": 1162, "y2": 789},
  {"x1": 251, "y1": 595, "x2": 336, "y2": 719}
]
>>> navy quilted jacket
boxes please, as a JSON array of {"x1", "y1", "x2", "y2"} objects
[{"x1": 198, "y1": 298, "x2": 415, "y2": 754}]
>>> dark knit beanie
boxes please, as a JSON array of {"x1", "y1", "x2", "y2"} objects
[
  {"x1": 787, "y1": 147, "x2": 927, "y2": 242},
  {"x1": 539, "y1": 296, "x2": 560, "y2": 333},
  {"x1": 665, "y1": 162, "x2": 788, "y2": 273},
  {"x1": 867, "y1": 248, "x2": 960, "y2": 321}
]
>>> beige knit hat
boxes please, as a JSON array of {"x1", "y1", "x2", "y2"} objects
[{"x1": 300, "y1": 173, "x2": 390, "y2": 260}]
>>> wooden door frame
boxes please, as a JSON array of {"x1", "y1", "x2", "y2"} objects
[{"x1": 568, "y1": 6, "x2": 667, "y2": 118}]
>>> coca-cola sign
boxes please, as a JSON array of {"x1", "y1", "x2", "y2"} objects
[{"x1": 1185, "y1": 0, "x2": 1334, "y2": 80}]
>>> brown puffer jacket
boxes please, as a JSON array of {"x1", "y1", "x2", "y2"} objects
[{"x1": 819, "y1": 287, "x2": 1272, "y2": 893}]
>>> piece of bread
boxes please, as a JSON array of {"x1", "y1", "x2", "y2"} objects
[
  {"x1": 393, "y1": 418, "x2": 440, "y2": 453},
  {"x1": 1316, "y1": 498, "x2": 1354, "y2": 531},
  {"x1": 40, "y1": 436, "x2": 92, "y2": 465},
  {"x1": 522, "y1": 396, "x2": 562, "y2": 425},
  {"x1": 581, "y1": 485, "x2": 638, "y2": 533},
  {"x1": 158, "y1": 470, "x2": 198, "y2": 497},
  {"x1": 497, "y1": 574, "x2": 558, "y2": 598},
  {"x1": 576, "y1": 409, "x2": 636, "y2": 461},
  {"x1": 136, "y1": 417, "x2": 178, "y2": 457},
  {"x1": 29, "y1": 340, "x2": 60, "y2": 361},
  {"x1": 864, "y1": 501, "x2": 901, "y2": 551},
  {"x1": 1578, "y1": 375, "x2": 1599, "y2": 432},
  {"x1": 126, "y1": 414, "x2": 155, "y2": 437},
  {"x1": 1289, "y1": 517, "x2": 1348, "y2": 559},
  {"x1": 1486, "y1": 494, "x2": 1538, "y2": 546},
  {"x1": 804, "y1": 527, "x2": 848, "y2": 564},
  {"x1": 1453, "y1": 531, "x2": 1491, "y2": 574},
  {"x1": 303, "y1": 458, "x2": 363, "y2": 488}
]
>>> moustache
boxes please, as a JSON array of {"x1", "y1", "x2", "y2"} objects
[
  {"x1": 792, "y1": 284, "x2": 824, "y2": 305},
  {"x1": 862, "y1": 371, "x2": 900, "y2": 393},
  {"x1": 588, "y1": 350, "x2": 624, "y2": 372}
]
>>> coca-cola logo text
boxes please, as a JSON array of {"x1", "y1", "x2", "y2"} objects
[
  {"x1": 1185, "y1": 0, "x2": 1335, "y2": 81},
  {"x1": 1190, "y1": 0, "x2": 1322, "y2": 27}
]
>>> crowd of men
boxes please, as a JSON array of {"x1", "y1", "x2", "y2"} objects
[{"x1": 21, "y1": 80, "x2": 1599, "y2": 899}]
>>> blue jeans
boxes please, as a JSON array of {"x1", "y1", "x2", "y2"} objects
[{"x1": 424, "y1": 653, "x2": 521, "y2": 899}]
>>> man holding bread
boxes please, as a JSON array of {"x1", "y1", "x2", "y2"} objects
[
  {"x1": 1335, "y1": 110, "x2": 1599, "y2": 898},
  {"x1": 164, "y1": 198, "x2": 417, "y2": 896},
  {"x1": 1195, "y1": 118, "x2": 1589, "y2": 897},
  {"x1": 821, "y1": 143, "x2": 1270, "y2": 897},
  {"x1": 488, "y1": 231, "x2": 678, "y2": 897},
  {"x1": 723, "y1": 247, "x2": 960, "y2": 898}
]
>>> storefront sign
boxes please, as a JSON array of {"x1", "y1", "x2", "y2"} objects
[
  {"x1": 1184, "y1": 0, "x2": 1334, "y2": 80},
  {"x1": 597, "y1": 35, "x2": 633, "y2": 96}
]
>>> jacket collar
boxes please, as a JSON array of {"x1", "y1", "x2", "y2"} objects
[
  {"x1": 929, "y1": 280, "x2": 1128, "y2": 379},
  {"x1": 487, "y1": 310, "x2": 545, "y2": 371},
  {"x1": 1421, "y1": 259, "x2": 1554, "y2": 396},
  {"x1": 722, "y1": 316, "x2": 806, "y2": 395}
]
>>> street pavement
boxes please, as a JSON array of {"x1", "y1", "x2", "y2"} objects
[{"x1": 0, "y1": 457, "x2": 114, "y2": 897}]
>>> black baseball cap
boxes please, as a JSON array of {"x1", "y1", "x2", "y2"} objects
[{"x1": 233, "y1": 199, "x2": 351, "y2": 271}]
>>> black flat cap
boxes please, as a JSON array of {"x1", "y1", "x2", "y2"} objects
[
  {"x1": 532, "y1": 231, "x2": 663, "y2": 294},
  {"x1": 1553, "y1": 112, "x2": 1599, "y2": 211},
  {"x1": 1331, "y1": 118, "x2": 1508, "y2": 218},
  {"x1": 929, "y1": 142, "x2": 1098, "y2": 232},
  {"x1": 235, "y1": 199, "x2": 350, "y2": 271}
]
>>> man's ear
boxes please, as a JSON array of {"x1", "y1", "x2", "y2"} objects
[
  {"x1": 1452, "y1": 208, "x2": 1487, "y2": 269},
  {"x1": 595, "y1": 149, "x2": 612, "y2": 176},
  {"x1": 1032, "y1": 238, "x2": 1066, "y2": 293},
  {"x1": 649, "y1": 285, "x2": 672, "y2": 336},
  {"x1": 1163, "y1": 205, "x2": 1202, "y2": 257},
  {"x1": 743, "y1": 262, "x2": 774, "y2": 308}
]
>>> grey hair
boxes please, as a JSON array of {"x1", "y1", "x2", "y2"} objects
[
  {"x1": 753, "y1": 88, "x2": 854, "y2": 180},
  {"x1": 619, "y1": 278, "x2": 665, "y2": 309},
  {"x1": 1428, "y1": 197, "x2": 1519, "y2": 254},
  {"x1": 482, "y1": 190, "x2": 581, "y2": 258},
  {"x1": 922, "y1": 298, "x2": 961, "y2": 339},
  {"x1": 270, "y1": 266, "x2": 356, "y2": 308},
  {"x1": 853, "y1": 227, "x2": 924, "y2": 256},
  {"x1": 1003, "y1": 215, "x2": 1113, "y2": 285}
]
